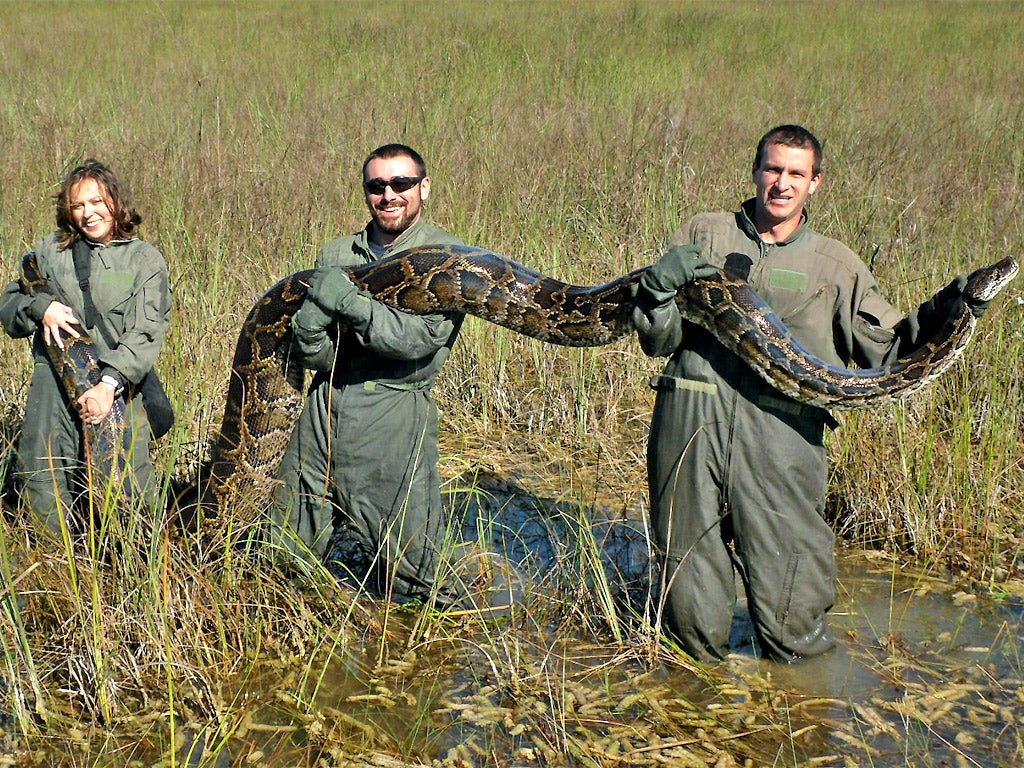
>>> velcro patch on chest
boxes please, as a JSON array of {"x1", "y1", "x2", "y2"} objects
[{"x1": 769, "y1": 268, "x2": 809, "y2": 293}]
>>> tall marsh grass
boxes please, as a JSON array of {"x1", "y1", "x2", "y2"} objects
[{"x1": 1, "y1": 1, "x2": 1022, "y2": 765}]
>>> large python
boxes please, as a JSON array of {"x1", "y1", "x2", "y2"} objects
[{"x1": 21, "y1": 245, "x2": 1019, "y2": 510}]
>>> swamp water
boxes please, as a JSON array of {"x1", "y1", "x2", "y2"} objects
[
  {"x1": 443, "y1": 475, "x2": 1024, "y2": 766},
  {"x1": 66, "y1": 474, "x2": 1024, "y2": 767}
]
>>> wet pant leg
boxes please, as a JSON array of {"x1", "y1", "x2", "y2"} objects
[
  {"x1": 730, "y1": 401, "x2": 836, "y2": 660},
  {"x1": 120, "y1": 397, "x2": 158, "y2": 513},
  {"x1": 268, "y1": 380, "x2": 337, "y2": 568},
  {"x1": 16, "y1": 364, "x2": 80, "y2": 532},
  {"x1": 333, "y1": 384, "x2": 469, "y2": 608},
  {"x1": 648, "y1": 387, "x2": 735, "y2": 661}
]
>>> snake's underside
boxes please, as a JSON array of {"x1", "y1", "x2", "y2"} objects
[{"x1": 23, "y1": 245, "x2": 1019, "y2": 512}]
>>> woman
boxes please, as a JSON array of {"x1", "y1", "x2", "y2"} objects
[{"x1": 0, "y1": 160, "x2": 172, "y2": 532}]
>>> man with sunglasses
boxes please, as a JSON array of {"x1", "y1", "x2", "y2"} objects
[{"x1": 269, "y1": 143, "x2": 470, "y2": 608}]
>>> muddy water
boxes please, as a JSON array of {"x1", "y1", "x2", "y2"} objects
[
  {"x1": 730, "y1": 554, "x2": 1023, "y2": 765},
  {"x1": 760, "y1": 553, "x2": 1022, "y2": 701},
  {"x1": 440, "y1": 473, "x2": 1024, "y2": 766},
  {"x1": 201, "y1": 474, "x2": 1023, "y2": 767}
]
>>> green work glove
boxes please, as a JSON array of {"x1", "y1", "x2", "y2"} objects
[
  {"x1": 295, "y1": 267, "x2": 359, "y2": 331},
  {"x1": 640, "y1": 244, "x2": 716, "y2": 303}
]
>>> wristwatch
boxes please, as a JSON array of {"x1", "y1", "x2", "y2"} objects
[{"x1": 100, "y1": 374, "x2": 125, "y2": 397}]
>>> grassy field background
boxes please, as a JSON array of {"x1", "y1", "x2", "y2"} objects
[{"x1": 0, "y1": 1, "x2": 1022, "y2": 765}]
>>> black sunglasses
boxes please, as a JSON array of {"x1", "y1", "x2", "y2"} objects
[{"x1": 363, "y1": 175, "x2": 423, "y2": 195}]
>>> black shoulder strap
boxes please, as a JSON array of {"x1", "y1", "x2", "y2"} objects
[
  {"x1": 71, "y1": 239, "x2": 99, "y2": 327},
  {"x1": 71, "y1": 239, "x2": 115, "y2": 348}
]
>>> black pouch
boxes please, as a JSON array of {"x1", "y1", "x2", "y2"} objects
[{"x1": 139, "y1": 369, "x2": 175, "y2": 439}]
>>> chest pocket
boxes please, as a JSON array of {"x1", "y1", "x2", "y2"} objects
[
  {"x1": 764, "y1": 273, "x2": 839, "y2": 363},
  {"x1": 763, "y1": 267, "x2": 826, "y2": 323}
]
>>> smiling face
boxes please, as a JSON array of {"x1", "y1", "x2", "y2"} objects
[
  {"x1": 751, "y1": 143, "x2": 822, "y2": 242},
  {"x1": 68, "y1": 177, "x2": 116, "y2": 244},
  {"x1": 363, "y1": 154, "x2": 431, "y2": 245}
]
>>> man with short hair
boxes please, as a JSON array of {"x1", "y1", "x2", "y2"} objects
[
  {"x1": 634, "y1": 125, "x2": 988, "y2": 662},
  {"x1": 270, "y1": 143, "x2": 468, "y2": 606}
]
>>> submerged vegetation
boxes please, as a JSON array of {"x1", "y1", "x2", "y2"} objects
[{"x1": 0, "y1": 1, "x2": 1022, "y2": 765}]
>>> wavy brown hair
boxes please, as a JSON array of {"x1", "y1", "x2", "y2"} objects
[{"x1": 54, "y1": 159, "x2": 142, "y2": 249}]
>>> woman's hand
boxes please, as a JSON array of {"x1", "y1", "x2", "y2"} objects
[
  {"x1": 41, "y1": 301, "x2": 81, "y2": 349},
  {"x1": 77, "y1": 382, "x2": 116, "y2": 425}
]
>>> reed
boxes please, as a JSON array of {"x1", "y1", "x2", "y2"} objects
[{"x1": 1, "y1": 1, "x2": 1022, "y2": 765}]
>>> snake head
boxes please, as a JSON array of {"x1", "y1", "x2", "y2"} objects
[{"x1": 965, "y1": 256, "x2": 1019, "y2": 303}]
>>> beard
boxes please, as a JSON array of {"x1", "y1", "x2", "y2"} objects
[{"x1": 371, "y1": 201, "x2": 422, "y2": 236}]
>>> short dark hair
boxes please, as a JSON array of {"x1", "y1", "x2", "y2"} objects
[
  {"x1": 753, "y1": 125, "x2": 822, "y2": 176},
  {"x1": 54, "y1": 159, "x2": 141, "y2": 249},
  {"x1": 362, "y1": 143, "x2": 427, "y2": 180}
]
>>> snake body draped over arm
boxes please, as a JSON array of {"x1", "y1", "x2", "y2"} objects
[{"x1": 201, "y1": 244, "x2": 1017, "y2": 510}]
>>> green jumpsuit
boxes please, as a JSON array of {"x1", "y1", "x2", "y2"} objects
[
  {"x1": 269, "y1": 220, "x2": 468, "y2": 605},
  {"x1": 635, "y1": 200, "x2": 966, "y2": 661},
  {"x1": 0, "y1": 234, "x2": 172, "y2": 531}
]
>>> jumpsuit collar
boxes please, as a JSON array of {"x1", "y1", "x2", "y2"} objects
[
  {"x1": 738, "y1": 198, "x2": 810, "y2": 248},
  {"x1": 82, "y1": 236, "x2": 138, "y2": 249},
  {"x1": 359, "y1": 219, "x2": 426, "y2": 261}
]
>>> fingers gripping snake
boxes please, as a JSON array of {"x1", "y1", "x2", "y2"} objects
[{"x1": 22, "y1": 245, "x2": 1019, "y2": 511}]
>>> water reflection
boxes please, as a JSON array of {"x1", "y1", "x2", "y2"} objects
[
  {"x1": 763, "y1": 555, "x2": 1021, "y2": 697},
  {"x1": 449, "y1": 471, "x2": 654, "y2": 613}
]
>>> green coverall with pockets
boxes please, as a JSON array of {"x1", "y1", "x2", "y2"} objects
[
  {"x1": 270, "y1": 220, "x2": 468, "y2": 605},
  {"x1": 634, "y1": 199, "x2": 967, "y2": 661},
  {"x1": 0, "y1": 233, "x2": 171, "y2": 530}
]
